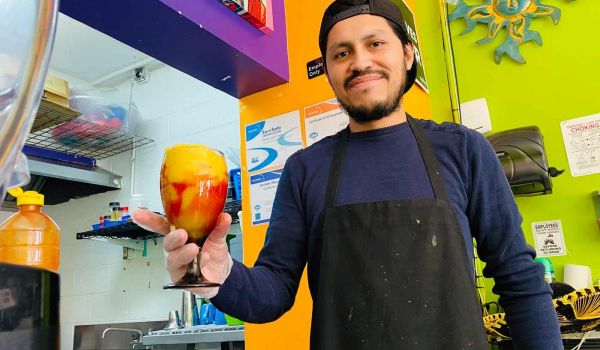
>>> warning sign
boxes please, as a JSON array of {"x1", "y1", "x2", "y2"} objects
[{"x1": 532, "y1": 220, "x2": 567, "y2": 257}]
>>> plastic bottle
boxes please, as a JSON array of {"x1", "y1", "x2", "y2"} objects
[
  {"x1": 535, "y1": 257, "x2": 555, "y2": 283},
  {"x1": 110, "y1": 206, "x2": 121, "y2": 222},
  {"x1": 0, "y1": 188, "x2": 61, "y2": 273},
  {"x1": 120, "y1": 206, "x2": 130, "y2": 222}
]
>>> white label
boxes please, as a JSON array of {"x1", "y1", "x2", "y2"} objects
[
  {"x1": 532, "y1": 220, "x2": 567, "y2": 257},
  {"x1": 249, "y1": 169, "x2": 282, "y2": 225},
  {"x1": 460, "y1": 98, "x2": 492, "y2": 134},
  {"x1": 303, "y1": 98, "x2": 349, "y2": 147}
]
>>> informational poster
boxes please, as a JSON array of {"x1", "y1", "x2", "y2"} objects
[
  {"x1": 304, "y1": 99, "x2": 349, "y2": 147},
  {"x1": 560, "y1": 113, "x2": 600, "y2": 177},
  {"x1": 249, "y1": 169, "x2": 282, "y2": 225},
  {"x1": 532, "y1": 220, "x2": 567, "y2": 257},
  {"x1": 392, "y1": 0, "x2": 428, "y2": 93},
  {"x1": 245, "y1": 110, "x2": 303, "y2": 174}
]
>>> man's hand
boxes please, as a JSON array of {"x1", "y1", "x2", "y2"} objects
[{"x1": 132, "y1": 210, "x2": 233, "y2": 298}]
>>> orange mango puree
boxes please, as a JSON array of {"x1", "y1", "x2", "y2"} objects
[{"x1": 160, "y1": 144, "x2": 228, "y2": 243}]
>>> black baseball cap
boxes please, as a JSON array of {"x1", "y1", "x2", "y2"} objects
[{"x1": 319, "y1": 0, "x2": 417, "y2": 93}]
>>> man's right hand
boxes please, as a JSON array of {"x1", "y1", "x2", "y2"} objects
[{"x1": 132, "y1": 209, "x2": 233, "y2": 299}]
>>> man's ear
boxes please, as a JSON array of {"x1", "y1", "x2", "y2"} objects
[{"x1": 404, "y1": 42, "x2": 415, "y2": 72}]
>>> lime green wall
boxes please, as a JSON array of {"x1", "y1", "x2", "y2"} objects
[
  {"x1": 449, "y1": 1, "x2": 600, "y2": 301},
  {"x1": 414, "y1": 1, "x2": 453, "y2": 123}
]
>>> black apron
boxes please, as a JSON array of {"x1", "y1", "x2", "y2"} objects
[{"x1": 310, "y1": 117, "x2": 488, "y2": 349}]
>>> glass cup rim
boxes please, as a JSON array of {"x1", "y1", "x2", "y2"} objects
[{"x1": 166, "y1": 144, "x2": 224, "y2": 157}]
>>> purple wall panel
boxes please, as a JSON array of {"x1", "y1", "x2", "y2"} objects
[
  {"x1": 59, "y1": 0, "x2": 288, "y2": 98},
  {"x1": 159, "y1": 0, "x2": 288, "y2": 80}
]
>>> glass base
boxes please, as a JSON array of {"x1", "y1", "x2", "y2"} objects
[
  {"x1": 163, "y1": 280, "x2": 221, "y2": 289},
  {"x1": 162, "y1": 253, "x2": 221, "y2": 289}
]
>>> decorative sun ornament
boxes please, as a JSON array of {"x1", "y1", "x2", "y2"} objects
[{"x1": 449, "y1": 0, "x2": 574, "y2": 64}]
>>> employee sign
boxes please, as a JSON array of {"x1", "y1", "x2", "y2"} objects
[{"x1": 532, "y1": 220, "x2": 567, "y2": 257}]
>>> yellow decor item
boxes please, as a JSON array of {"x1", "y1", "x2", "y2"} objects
[
  {"x1": 483, "y1": 285, "x2": 600, "y2": 338},
  {"x1": 553, "y1": 285, "x2": 600, "y2": 321},
  {"x1": 483, "y1": 312, "x2": 510, "y2": 339}
]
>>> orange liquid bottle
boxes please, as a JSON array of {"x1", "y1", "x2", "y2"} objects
[{"x1": 0, "y1": 188, "x2": 60, "y2": 272}]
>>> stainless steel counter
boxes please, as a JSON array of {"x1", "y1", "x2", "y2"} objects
[{"x1": 142, "y1": 325, "x2": 244, "y2": 346}]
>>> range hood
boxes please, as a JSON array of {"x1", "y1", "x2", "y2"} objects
[{"x1": 2, "y1": 155, "x2": 122, "y2": 208}]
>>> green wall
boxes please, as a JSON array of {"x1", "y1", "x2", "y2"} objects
[
  {"x1": 414, "y1": 1, "x2": 453, "y2": 123},
  {"x1": 449, "y1": 1, "x2": 600, "y2": 301}
]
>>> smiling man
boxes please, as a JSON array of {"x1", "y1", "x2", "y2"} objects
[{"x1": 134, "y1": 0, "x2": 562, "y2": 348}]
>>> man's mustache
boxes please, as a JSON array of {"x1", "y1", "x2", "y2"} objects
[{"x1": 344, "y1": 69, "x2": 389, "y2": 89}]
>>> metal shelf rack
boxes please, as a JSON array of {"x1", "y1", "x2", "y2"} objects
[
  {"x1": 76, "y1": 222, "x2": 162, "y2": 257},
  {"x1": 27, "y1": 99, "x2": 154, "y2": 160}
]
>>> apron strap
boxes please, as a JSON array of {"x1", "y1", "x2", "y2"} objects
[
  {"x1": 406, "y1": 116, "x2": 448, "y2": 201},
  {"x1": 325, "y1": 128, "x2": 349, "y2": 209},
  {"x1": 324, "y1": 117, "x2": 450, "y2": 208}
]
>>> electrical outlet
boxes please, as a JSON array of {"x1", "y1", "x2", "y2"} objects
[{"x1": 133, "y1": 66, "x2": 149, "y2": 84}]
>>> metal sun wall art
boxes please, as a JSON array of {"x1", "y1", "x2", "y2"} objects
[{"x1": 449, "y1": 0, "x2": 576, "y2": 64}]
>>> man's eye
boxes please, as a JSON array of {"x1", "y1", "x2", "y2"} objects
[
  {"x1": 371, "y1": 41, "x2": 384, "y2": 48},
  {"x1": 334, "y1": 50, "x2": 349, "y2": 59}
]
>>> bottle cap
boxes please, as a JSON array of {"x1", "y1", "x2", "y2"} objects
[
  {"x1": 7, "y1": 187, "x2": 44, "y2": 206},
  {"x1": 535, "y1": 257, "x2": 554, "y2": 273}
]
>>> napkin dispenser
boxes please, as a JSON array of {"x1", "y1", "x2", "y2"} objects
[{"x1": 486, "y1": 126, "x2": 563, "y2": 196}]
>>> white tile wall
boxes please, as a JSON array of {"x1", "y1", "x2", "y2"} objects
[
  {"x1": 0, "y1": 211, "x2": 14, "y2": 226},
  {"x1": 34, "y1": 64, "x2": 242, "y2": 350},
  {"x1": 74, "y1": 265, "x2": 111, "y2": 295}
]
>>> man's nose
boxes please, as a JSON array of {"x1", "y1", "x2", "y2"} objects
[{"x1": 349, "y1": 48, "x2": 373, "y2": 72}]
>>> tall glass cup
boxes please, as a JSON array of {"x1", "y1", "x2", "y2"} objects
[{"x1": 160, "y1": 144, "x2": 228, "y2": 289}]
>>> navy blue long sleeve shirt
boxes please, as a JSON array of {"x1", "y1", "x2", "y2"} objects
[{"x1": 212, "y1": 119, "x2": 562, "y2": 349}]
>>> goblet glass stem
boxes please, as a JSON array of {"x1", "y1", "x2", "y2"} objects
[{"x1": 163, "y1": 251, "x2": 221, "y2": 289}]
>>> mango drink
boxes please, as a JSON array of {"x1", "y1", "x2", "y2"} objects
[{"x1": 160, "y1": 145, "x2": 228, "y2": 244}]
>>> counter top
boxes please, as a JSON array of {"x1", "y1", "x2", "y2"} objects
[{"x1": 142, "y1": 325, "x2": 244, "y2": 345}]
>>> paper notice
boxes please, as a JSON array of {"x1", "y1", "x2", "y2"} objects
[
  {"x1": 304, "y1": 99, "x2": 349, "y2": 147},
  {"x1": 249, "y1": 169, "x2": 282, "y2": 225},
  {"x1": 532, "y1": 220, "x2": 567, "y2": 257},
  {"x1": 560, "y1": 113, "x2": 600, "y2": 177}
]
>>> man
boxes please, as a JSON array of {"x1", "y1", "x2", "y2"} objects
[{"x1": 135, "y1": 0, "x2": 562, "y2": 348}]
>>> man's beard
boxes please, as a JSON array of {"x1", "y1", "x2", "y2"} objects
[{"x1": 338, "y1": 69, "x2": 405, "y2": 124}]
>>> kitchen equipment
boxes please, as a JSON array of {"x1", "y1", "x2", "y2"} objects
[
  {"x1": 164, "y1": 310, "x2": 181, "y2": 330},
  {"x1": 200, "y1": 301, "x2": 212, "y2": 325},
  {"x1": 0, "y1": 0, "x2": 60, "y2": 349},
  {"x1": 0, "y1": 0, "x2": 57, "y2": 200},
  {"x1": 486, "y1": 126, "x2": 564, "y2": 196},
  {"x1": 214, "y1": 309, "x2": 227, "y2": 325},
  {"x1": 160, "y1": 145, "x2": 228, "y2": 289},
  {"x1": 181, "y1": 291, "x2": 198, "y2": 328},
  {"x1": 192, "y1": 297, "x2": 201, "y2": 326}
]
